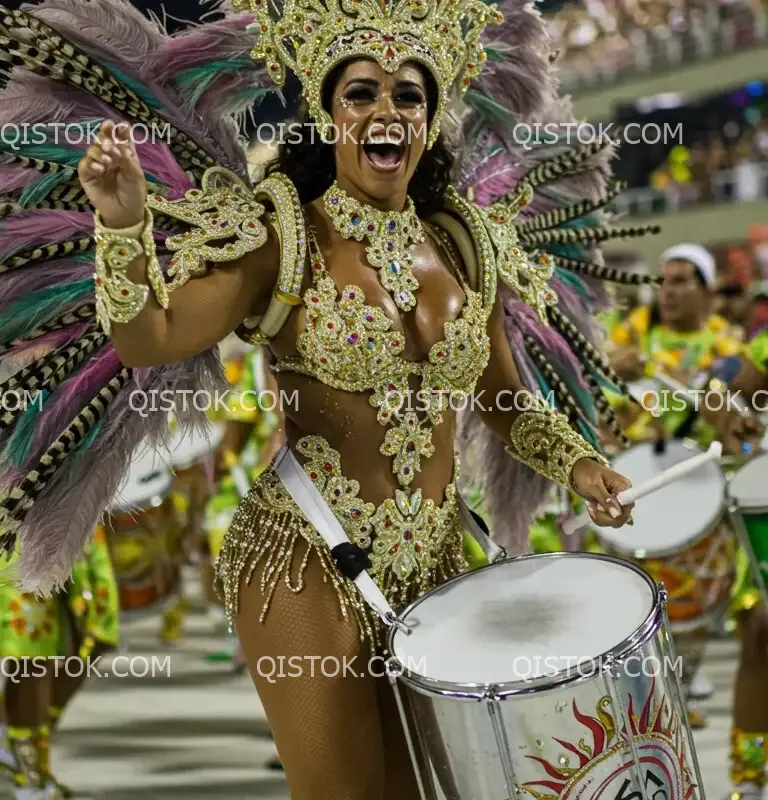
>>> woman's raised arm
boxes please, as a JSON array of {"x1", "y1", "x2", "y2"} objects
[{"x1": 78, "y1": 120, "x2": 280, "y2": 367}]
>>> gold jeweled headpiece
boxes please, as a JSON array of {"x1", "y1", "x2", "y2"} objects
[{"x1": 233, "y1": 0, "x2": 502, "y2": 148}]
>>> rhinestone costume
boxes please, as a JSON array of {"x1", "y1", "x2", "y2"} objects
[
  {"x1": 218, "y1": 200, "x2": 495, "y2": 644},
  {"x1": 217, "y1": 435, "x2": 468, "y2": 649}
]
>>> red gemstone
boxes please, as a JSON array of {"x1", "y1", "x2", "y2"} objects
[
  {"x1": 383, "y1": 34, "x2": 395, "y2": 41},
  {"x1": 323, "y1": 462, "x2": 332, "y2": 472},
  {"x1": 385, "y1": 47, "x2": 395, "y2": 58},
  {"x1": 310, "y1": 472, "x2": 318, "y2": 479}
]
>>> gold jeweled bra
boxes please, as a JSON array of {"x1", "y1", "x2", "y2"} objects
[{"x1": 276, "y1": 224, "x2": 492, "y2": 487}]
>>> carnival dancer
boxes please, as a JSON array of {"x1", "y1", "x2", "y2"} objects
[
  {"x1": 0, "y1": 1, "x2": 657, "y2": 796},
  {"x1": 0, "y1": 532, "x2": 119, "y2": 800}
]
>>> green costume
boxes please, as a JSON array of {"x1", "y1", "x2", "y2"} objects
[{"x1": 0, "y1": 528, "x2": 119, "y2": 659}]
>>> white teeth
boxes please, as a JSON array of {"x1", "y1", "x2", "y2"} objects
[{"x1": 366, "y1": 136, "x2": 402, "y2": 146}]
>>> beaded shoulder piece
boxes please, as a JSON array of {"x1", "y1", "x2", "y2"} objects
[{"x1": 148, "y1": 168, "x2": 307, "y2": 347}]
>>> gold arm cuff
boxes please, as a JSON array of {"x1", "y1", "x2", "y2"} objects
[
  {"x1": 94, "y1": 207, "x2": 167, "y2": 334},
  {"x1": 505, "y1": 390, "x2": 606, "y2": 489},
  {"x1": 242, "y1": 172, "x2": 307, "y2": 344}
]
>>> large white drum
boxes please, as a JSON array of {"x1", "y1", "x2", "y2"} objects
[
  {"x1": 594, "y1": 441, "x2": 735, "y2": 641},
  {"x1": 595, "y1": 440, "x2": 725, "y2": 559},
  {"x1": 387, "y1": 553, "x2": 703, "y2": 800}
]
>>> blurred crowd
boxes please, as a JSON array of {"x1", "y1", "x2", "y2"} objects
[
  {"x1": 548, "y1": 0, "x2": 767, "y2": 87},
  {"x1": 647, "y1": 122, "x2": 768, "y2": 208}
]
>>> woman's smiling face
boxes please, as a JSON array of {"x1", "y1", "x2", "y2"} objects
[{"x1": 329, "y1": 58, "x2": 429, "y2": 206}]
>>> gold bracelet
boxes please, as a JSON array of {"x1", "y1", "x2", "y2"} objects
[
  {"x1": 505, "y1": 390, "x2": 606, "y2": 489},
  {"x1": 94, "y1": 207, "x2": 167, "y2": 334}
]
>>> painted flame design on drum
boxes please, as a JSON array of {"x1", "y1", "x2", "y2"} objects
[{"x1": 522, "y1": 681, "x2": 695, "y2": 800}]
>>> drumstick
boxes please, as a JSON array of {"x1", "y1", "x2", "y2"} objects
[{"x1": 561, "y1": 441, "x2": 723, "y2": 536}]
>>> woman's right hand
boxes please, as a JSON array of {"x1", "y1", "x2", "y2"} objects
[{"x1": 78, "y1": 119, "x2": 147, "y2": 229}]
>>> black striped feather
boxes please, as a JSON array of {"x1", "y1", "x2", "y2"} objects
[
  {"x1": 546, "y1": 305, "x2": 631, "y2": 396},
  {"x1": 550, "y1": 255, "x2": 661, "y2": 286},
  {"x1": 0, "y1": 305, "x2": 96, "y2": 355},
  {"x1": 0, "y1": 328, "x2": 106, "y2": 429},
  {"x1": 0, "y1": 367, "x2": 130, "y2": 547},
  {"x1": 0, "y1": 5, "x2": 215, "y2": 176},
  {"x1": 583, "y1": 373, "x2": 630, "y2": 449},
  {"x1": 519, "y1": 223, "x2": 660, "y2": 249},
  {"x1": 0, "y1": 237, "x2": 93, "y2": 273},
  {"x1": 515, "y1": 180, "x2": 626, "y2": 234}
]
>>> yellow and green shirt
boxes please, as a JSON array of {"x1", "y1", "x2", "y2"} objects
[{"x1": 609, "y1": 307, "x2": 742, "y2": 441}]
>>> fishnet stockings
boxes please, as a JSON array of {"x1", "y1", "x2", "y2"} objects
[{"x1": 235, "y1": 544, "x2": 422, "y2": 800}]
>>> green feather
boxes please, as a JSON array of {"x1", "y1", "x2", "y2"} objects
[
  {"x1": 105, "y1": 68, "x2": 164, "y2": 111},
  {"x1": 464, "y1": 88, "x2": 515, "y2": 126},
  {"x1": 483, "y1": 47, "x2": 508, "y2": 64},
  {"x1": 76, "y1": 418, "x2": 103, "y2": 455},
  {"x1": 175, "y1": 58, "x2": 253, "y2": 105},
  {"x1": 4, "y1": 390, "x2": 50, "y2": 467},
  {"x1": 18, "y1": 169, "x2": 76, "y2": 208},
  {"x1": 0, "y1": 279, "x2": 94, "y2": 344}
]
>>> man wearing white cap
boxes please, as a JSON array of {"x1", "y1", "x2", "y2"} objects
[{"x1": 610, "y1": 243, "x2": 742, "y2": 444}]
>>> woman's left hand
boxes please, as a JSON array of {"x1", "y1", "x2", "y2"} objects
[{"x1": 571, "y1": 458, "x2": 634, "y2": 528}]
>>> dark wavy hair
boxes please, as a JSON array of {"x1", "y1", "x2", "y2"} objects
[{"x1": 265, "y1": 62, "x2": 455, "y2": 218}]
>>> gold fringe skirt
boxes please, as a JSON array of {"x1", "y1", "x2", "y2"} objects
[{"x1": 215, "y1": 463, "x2": 468, "y2": 652}]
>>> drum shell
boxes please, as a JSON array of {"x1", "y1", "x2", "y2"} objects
[
  {"x1": 387, "y1": 557, "x2": 698, "y2": 800},
  {"x1": 105, "y1": 497, "x2": 179, "y2": 616}
]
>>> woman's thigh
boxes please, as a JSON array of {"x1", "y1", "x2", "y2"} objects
[{"x1": 236, "y1": 542, "x2": 386, "y2": 800}]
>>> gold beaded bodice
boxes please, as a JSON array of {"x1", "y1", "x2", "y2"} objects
[{"x1": 275, "y1": 222, "x2": 493, "y2": 489}]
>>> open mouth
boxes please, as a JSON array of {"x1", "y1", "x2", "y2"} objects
[{"x1": 362, "y1": 139, "x2": 406, "y2": 171}]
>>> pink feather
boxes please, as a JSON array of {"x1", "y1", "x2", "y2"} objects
[
  {"x1": 0, "y1": 210, "x2": 92, "y2": 259},
  {"x1": 0, "y1": 260, "x2": 92, "y2": 308}
]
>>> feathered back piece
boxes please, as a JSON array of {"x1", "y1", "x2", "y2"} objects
[
  {"x1": 0, "y1": 0, "x2": 273, "y2": 592},
  {"x1": 454, "y1": 0, "x2": 658, "y2": 555}
]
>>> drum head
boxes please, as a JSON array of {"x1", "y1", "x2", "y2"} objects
[
  {"x1": 595, "y1": 440, "x2": 725, "y2": 557},
  {"x1": 729, "y1": 454, "x2": 768, "y2": 510},
  {"x1": 390, "y1": 553, "x2": 655, "y2": 688},
  {"x1": 167, "y1": 423, "x2": 225, "y2": 470},
  {"x1": 111, "y1": 445, "x2": 172, "y2": 511}
]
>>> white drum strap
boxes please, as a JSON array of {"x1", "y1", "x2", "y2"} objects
[
  {"x1": 456, "y1": 493, "x2": 506, "y2": 563},
  {"x1": 272, "y1": 445, "x2": 403, "y2": 629}
]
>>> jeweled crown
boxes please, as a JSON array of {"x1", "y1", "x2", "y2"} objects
[{"x1": 233, "y1": 0, "x2": 502, "y2": 147}]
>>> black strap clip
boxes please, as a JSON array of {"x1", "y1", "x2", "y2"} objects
[{"x1": 331, "y1": 543, "x2": 372, "y2": 580}]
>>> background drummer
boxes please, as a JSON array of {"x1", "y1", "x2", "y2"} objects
[{"x1": 609, "y1": 243, "x2": 743, "y2": 447}]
